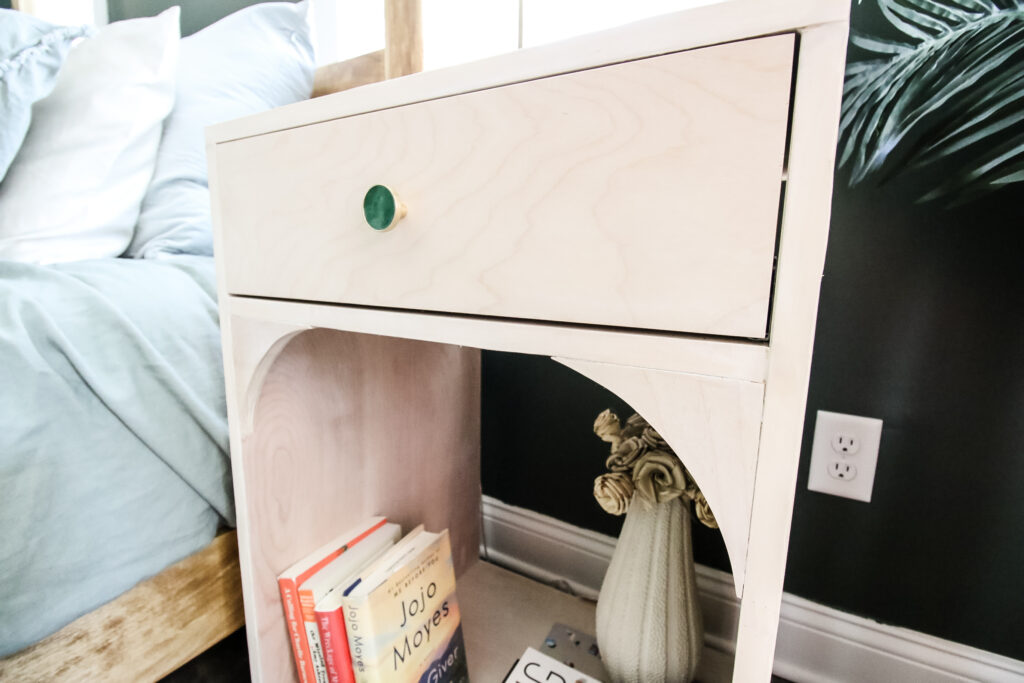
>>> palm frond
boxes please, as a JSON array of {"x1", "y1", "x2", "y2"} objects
[
  {"x1": 922, "y1": 131, "x2": 1024, "y2": 202},
  {"x1": 839, "y1": 0, "x2": 1024, "y2": 201}
]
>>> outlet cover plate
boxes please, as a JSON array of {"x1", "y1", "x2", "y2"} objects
[{"x1": 808, "y1": 410, "x2": 883, "y2": 502}]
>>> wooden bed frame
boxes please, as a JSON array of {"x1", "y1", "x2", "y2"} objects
[
  {"x1": 0, "y1": 3, "x2": 421, "y2": 681},
  {"x1": 0, "y1": 532, "x2": 245, "y2": 681}
]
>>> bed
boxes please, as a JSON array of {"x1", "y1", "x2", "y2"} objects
[{"x1": 0, "y1": 2, "x2": 421, "y2": 680}]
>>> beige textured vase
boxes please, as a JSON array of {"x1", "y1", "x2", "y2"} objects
[{"x1": 595, "y1": 496, "x2": 703, "y2": 683}]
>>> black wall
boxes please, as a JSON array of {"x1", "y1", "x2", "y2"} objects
[
  {"x1": 783, "y1": 152, "x2": 1024, "y2": 659},
  {"x1": 481, "y1": 352, "x2": 734, "y2": 571},
  {"x1": 482, "y1": 2, "x2": 1024, "y2": 662}
]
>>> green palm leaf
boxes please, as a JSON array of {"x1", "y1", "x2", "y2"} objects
[{"x1": 839, "y1": 0, "x2": 1024, "y2": 202}]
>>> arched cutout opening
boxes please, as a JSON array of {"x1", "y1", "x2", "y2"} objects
[
  {"x1": 239, "y1": 328, "x2": 480, "y2": 683},
  {"x1": 480, "y1": 351, "x2": 760, "y2": 599},
  {"x1": 234, "y1": 326, "x2": 757, "y2": 681},
  {"x1": 555, "y1": 356, "x2": 763, "y2": 598}
]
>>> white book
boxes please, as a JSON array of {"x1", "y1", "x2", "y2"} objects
[
  {"x1": 505, "y1": 647, "x2": 604, "y2": 683},
  {"x1": 297, "y1": 522, "x2": 402, "y2": 683}
]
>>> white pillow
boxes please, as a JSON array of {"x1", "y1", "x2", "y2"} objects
[
  {"x1": 127, "y1": 1, "x2": 315, "y2": 259},
  {"x1": 0, "y1": 8, "x2": 180, "y2": 264}
]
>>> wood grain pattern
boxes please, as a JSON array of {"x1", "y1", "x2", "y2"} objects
[
  {"x1": 208, "y1": 0, "x2": 846, "y2": 144},
  {"x1": 221, "y1": 315, "x2": 308, "y2": 436},
  {"x1": 211, "y1": 3, "x2": 851, "y2": 680},
  {"x1": 312, "y1": 50, "x2": 386, "y2": 98},
  {"x1": 0, "y1": 531, "x2": 244, "y2": 683},
  {"x1": 218, "y1": 35, "x2": 793, "y2": 339},
  {"x1": 235, "y1": 328, "x2": 480, "y2": 683},
  {"x1": 384, "y1": 0, "x2": 423, "y2": 78},
  {"x1": 554, "y1": 358, "x2": 765, "y2": 599}
]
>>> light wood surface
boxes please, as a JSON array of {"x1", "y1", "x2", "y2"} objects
[
  {"x1": 236, "y1": 329, "x2": 481, "y2": 683},
  {"x1": 210, "y1": 2, "x2": 851, "y2": 681},
  {"x1": 460, "y1": 560, "x2": 735, "y2": 683},
  {"x1": 460, "y1": 561, "x2": 599, "y2": 681},
  {"x1": 384, "y1": 0, "x2": 423, "y2": 79},
  {"x1": 217, "y1": 315, "x2": 309, "y2": 437},
  {"x1": 312, "y1": 50, "x2": 386, "y2": 98},
  {"x1": 731, "y1": 22, "x2": 851, "y2": 680},
  {"x1": 212, "y1": 14, "x2": 427, "y2": 675},
  {"x1": 218, "y1": 36, "x2": 793, "y2": 338},
  {"x1": 225, "y1": 296, "x2": 770, "y2": 406},
  {"x1": 555, "y1": 358, "x2": 764, "y2": 598},
  {"x1": 208, "y1": 0, "x2": 845, "y2": 145},
  {"x1": 0, "y1": 531, "x2": 244, "y2": 683}
]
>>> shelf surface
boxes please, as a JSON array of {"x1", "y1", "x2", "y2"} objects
[{"x1": 458, "y1": 561, "x2": 734, "y2": 682}]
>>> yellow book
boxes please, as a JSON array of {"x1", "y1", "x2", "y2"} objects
[{"x1": 341, "y1": 527, "x2": 468, "y2": 683}]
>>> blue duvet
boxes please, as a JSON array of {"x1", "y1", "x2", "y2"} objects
[{"x1": 0, "y1": 255, "x2": 232, "y2": 656}]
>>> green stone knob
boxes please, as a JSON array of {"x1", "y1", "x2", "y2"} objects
[{"x1": 363, "y1": 184, "x2": 406, "y2": 232}]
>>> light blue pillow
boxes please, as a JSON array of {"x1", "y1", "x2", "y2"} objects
[
  {"x1": 127, "y1": 1, "x2": 315, "y2": 259},
  {"x1": 0, "y1": 10, "x2": 90, "y2": 182}
]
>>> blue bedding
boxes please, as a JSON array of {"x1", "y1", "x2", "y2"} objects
[{"x1": 0, "y1": 255, "x2": 232, "y2": 656}]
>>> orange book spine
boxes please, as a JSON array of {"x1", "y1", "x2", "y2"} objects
[
  {"x1": 280, "y1": 577, "x2": 316, "y2": 683},
  {"x1": 279, "y1": 519, "x2": 387, "y2": 683},
  {"x1": 300, "y1": 586, "x2": 329, "y2": 683}
]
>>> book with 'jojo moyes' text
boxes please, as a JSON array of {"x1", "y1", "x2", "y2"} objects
[{"x1": 341, "y1": 526, "x2": 468, "y2": 683}]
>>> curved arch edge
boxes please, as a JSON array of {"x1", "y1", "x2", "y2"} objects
[
  {"x1": 225, "y1": 315, "x2": 311, "y2": 436},
  {"x1": 555, "y1": 356, "x2": 764, "y2": 598}
]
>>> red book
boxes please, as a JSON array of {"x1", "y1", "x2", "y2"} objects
[
  {"x1": 301, "y1": 523, "x2": 401, "y2": 683},
  {"x1": 278, "y1": 517, "x2": 387, "y2": 683},
  {"x1": 316, "y1": 598, "x2": 354, "y2": 683}
]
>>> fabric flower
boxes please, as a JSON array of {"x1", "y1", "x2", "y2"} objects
[
  {"x1": 694, "y1": 491, "x2": 718, "y2": 529},
  {"x1": 632, "y1": 450, "x2": 687, "y2": 506},
  {"x1": 593, "y1": 409, "x2": 711, "y2": 523},
  {"x1": 606, "y1": 435, "x2": 646, "y2": 471},
  {"x1": 622, "y1": 412, "x2": 647, "y2": 438},
  {"x1": 594, "y1": 472, "x2": 634, "y2": 516},
  {"x1": 593, "y1": 408, "x2": 622, "y2": 449},
  {"x1": 641, "y1": 425, "x2": 669, "y2": 451}
]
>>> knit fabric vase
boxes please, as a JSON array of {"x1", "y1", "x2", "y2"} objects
[{"x1": 595, "y1": 496, "x2": 703, "y2": 683}]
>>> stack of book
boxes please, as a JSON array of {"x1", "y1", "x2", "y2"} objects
[{"x1": 278, "y1": 517, "x2": 468, "y2": 683}]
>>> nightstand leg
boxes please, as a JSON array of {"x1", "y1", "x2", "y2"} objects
[{"x1": 732, "y1": 22, "x2": 849, "y2": 681}]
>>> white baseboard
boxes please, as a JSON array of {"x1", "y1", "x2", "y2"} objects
[{"x1": 480, "y1": 496, "x2": 1024, "y2": 683}]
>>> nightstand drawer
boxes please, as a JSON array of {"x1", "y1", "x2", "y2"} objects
[{"x1": 217, "y1": 34, "x2": 793, "y2": 338}]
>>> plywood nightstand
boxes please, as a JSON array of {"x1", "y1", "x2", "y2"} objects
[{"x1": 208, "y1": 1, "x2": 850, "y2": 680}]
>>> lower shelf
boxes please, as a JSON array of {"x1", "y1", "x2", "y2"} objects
[{"x1": 458, "y1": 561, "x2": 734, "y2": 682}]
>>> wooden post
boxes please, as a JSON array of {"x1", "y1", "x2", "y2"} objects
[{"x1": 384, "y1": 0, "x2": 423, "y2": 78}]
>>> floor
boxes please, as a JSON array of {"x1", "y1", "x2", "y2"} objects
[
  {"x1": 157, "y1": 627, "x2": 791, "y2": 682},
  {"x1": 158, "y1": 628, "x2": 250, "y2": 683}
]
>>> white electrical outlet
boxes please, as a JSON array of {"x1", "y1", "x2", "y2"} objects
[{"x1": 808, "y1": 410, "x2": 883, "y2": 502}]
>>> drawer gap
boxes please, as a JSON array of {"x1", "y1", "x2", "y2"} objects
[
  {"x1": 765, "y1": 180, "x2": 788, "y2": 344},
  {"x1": 230, "y1": 293, "x2": 773, "y2": 348},
  {"x1": 766, "y1": 34, "x2": 803, "y2": 343}
]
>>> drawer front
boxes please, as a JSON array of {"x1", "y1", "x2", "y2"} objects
[{"x1": 217, "y1": 35, "x2": 793, "y2": 338}]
